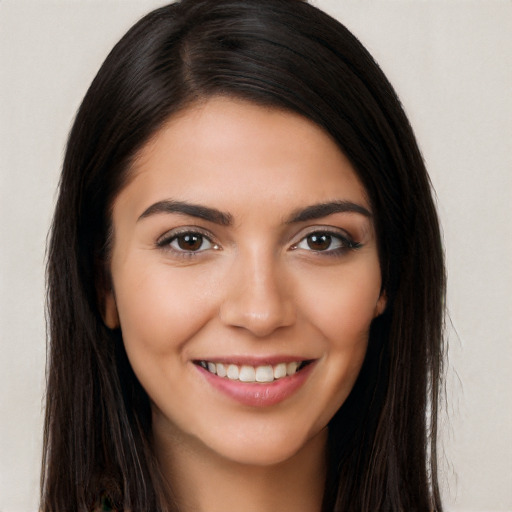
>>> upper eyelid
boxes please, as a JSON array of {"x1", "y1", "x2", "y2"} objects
[
  {"x1": 291, "y1": 225, "x2": 356, "y2": 243},
  {"x1": 156, "y1": 230, "x2": 218, "y2": 259},
  {"x1": 156, "y1": 226, "x2": 216, "y2": 246},
  {"x1": 154, "y1": 225, "x2": 359, "y2": 247}
]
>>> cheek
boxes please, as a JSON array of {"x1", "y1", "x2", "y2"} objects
[
  {"x1": 296, "y1": 261, "x2": 382, "y2": 398},
  {"x1": 298, "y1": 261, "x2": 382, "y2": 347},
  {"x1": 112, "y1": 256, "x2": 220, "y2": 358}
]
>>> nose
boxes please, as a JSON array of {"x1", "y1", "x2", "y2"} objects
[{"x1": 219, "y1": 249, "x2": 296, "y2": 337}]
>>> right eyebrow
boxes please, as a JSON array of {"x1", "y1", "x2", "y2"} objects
[
  {"x1": 286, "y1": 200, "x2": 372, "y2": 224},
  {"x1": 137, "y1": 199, "x2": 233, "y2": 226}
]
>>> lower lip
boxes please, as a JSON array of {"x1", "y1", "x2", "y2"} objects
[{"x1": 196, "y1": 363, "x2": 315, "y2": 407}]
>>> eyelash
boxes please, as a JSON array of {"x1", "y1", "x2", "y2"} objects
[
  {"x1": 290, "y1": 230, "x2": 362, "y2": 256},
  {"x1": 156, "y1": 228, "x2": 219, "y2": 258},
  {"x1": 156, "y1": 228, "x2": 361, "y2": 258}
]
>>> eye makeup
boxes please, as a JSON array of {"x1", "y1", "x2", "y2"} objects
[
  {"x1": 156, "y1": 227, "x2": 220, "y2": 258},
  {"x1": 290, "y1": 226, "x2": 362, "y2": 258},
  {"x1": 154, "y1": 223, "x2": 363, "y2": 262},
  {"x1": 291, "y1": 229, "x2": 362, "y2": 255}
]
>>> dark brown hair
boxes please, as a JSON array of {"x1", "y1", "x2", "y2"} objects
[{"x1": 42, "y1": 0, "x2": 445, "y2": 510}]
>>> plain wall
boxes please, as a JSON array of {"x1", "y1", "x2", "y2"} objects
[{"x1": 0, "y1": 1, "x2": 511, "y2": 510}]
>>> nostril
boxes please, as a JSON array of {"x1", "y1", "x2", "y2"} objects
[
  {"x1": 220, "y1": 307, "x2": 295, "y2": 338},
  {"x1": 218, "y1": 258, "x2": 296, "y2": 336}
]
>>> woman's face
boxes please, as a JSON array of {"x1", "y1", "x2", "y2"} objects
[{"x1": 105, "y1": 97, "x2": 385, "y2": 466}]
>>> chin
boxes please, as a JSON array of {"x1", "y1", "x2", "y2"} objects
[{"x1": 195, "y1": 420, "x2": 325, "y2": 468}]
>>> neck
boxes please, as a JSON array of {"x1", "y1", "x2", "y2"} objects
[{"x1": 154, "y1": 424, "x2": 327, "y2": 512}]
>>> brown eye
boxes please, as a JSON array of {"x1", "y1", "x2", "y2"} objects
[
  {"x1": 163, "y1": 232, "x2": 215, "y2": 253},
  {"x1": 293, "y1": 230, "x2": 359, "y2": 255},
  {"x1": 306, "y1": 233, "x2": 333, "y2": 251},
  {"x1": 176, "y1": 234, "x2": 204, "y2": 251}
]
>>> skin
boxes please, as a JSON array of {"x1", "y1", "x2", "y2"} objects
[{"x1": 104, "y1": 97, "x2": 386, "y2": 512}]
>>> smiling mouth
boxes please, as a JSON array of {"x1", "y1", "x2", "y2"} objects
[{"x1": 194, "y1": 360, "x2": 313, "y2": 383}]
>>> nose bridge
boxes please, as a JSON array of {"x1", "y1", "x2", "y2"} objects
[{"x1": 219, "y1": 245, "x2": 295, "y2": 337}]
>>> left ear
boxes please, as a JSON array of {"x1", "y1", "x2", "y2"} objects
[
  {"x1": 103, "y1": 288, "x2": 120, "y2": 329},
  {"x1": 95, "y1": 258, "x2": 120, "y2": 329},
  {"x1": 374, "y1": 290, "x2": 387, "y2": 318}
]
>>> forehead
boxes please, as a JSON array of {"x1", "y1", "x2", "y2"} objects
[{"x1": 116, "y1": 97, "x2": 369, "y2": 219}]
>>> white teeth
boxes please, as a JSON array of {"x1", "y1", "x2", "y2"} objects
[
  {"x1": 286, "y1": 361, "x2": 299, "y2": 376},
  {"x1": 256, "y1": 365, "x2": 274, "y2": 382},
  {"x1": 216, "y1": 363, "x2": 227, "y2": 377},
  {"x1": 273, "y1": 363, "x2": 287, "y2": 379},
  {"x1": 227, "y1": 364, "x2": 239, "y2": 380},
  {"x1": 239, "y1": 365, "x2": 256, "y2": 382},
  {"x1": 200, "y1": 360, "x2": 306, "y2": 382}
]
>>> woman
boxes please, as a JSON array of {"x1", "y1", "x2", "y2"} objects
[{"x1": 42, "y1": 0, "x2": 445, "y2": 510}]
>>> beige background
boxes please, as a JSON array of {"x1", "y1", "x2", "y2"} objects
[{"x1": 1, "y1": 1, "x2": 511, "y2": 510}]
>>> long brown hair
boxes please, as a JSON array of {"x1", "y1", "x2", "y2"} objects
[{"x1": 42, "y1": 1, "x2": 446, "y2": 510}]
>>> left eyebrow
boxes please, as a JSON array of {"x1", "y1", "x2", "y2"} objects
[{"x1": 286, "y1": 201, "x2": 372, "y2": 224}]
